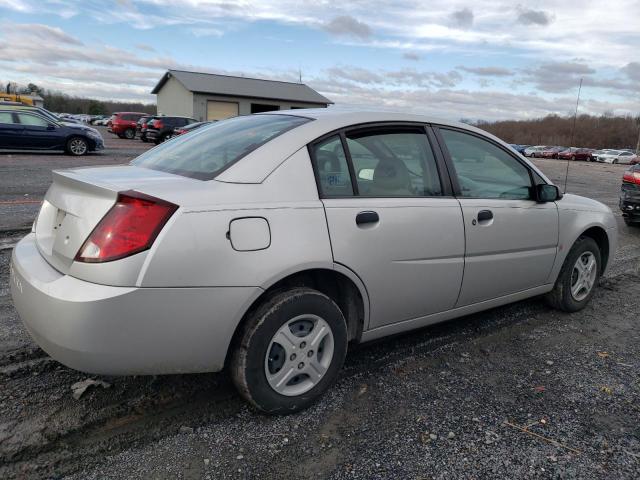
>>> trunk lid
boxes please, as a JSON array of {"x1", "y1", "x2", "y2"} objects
[{"x1": 35, "y1": 165, "x2": 192, "y2": 274}]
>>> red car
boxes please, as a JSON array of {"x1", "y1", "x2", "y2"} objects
[
  {"x1": 557, "y1": 148, "x2": 593, "y2": 161},
  {"x1": 540, "y1": 146, "x2": 567, "y2": 159},
  {"x1": 107, "y1": 112, "x2": 147, "y2": 139}
]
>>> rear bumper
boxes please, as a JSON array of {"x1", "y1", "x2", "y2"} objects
[
  {"x1": 620, "y1": 195, "x2": 640, "y2": 219},
  {"x1": 10, "y1": 234, "x2": 260, "y2": 375}
]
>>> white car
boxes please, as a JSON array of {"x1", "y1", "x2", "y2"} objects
[
  {"x1": 597, "y1": 150, "x2": 638, "y2": 164},
  {"x1": 523, "y1": 145, "x2": 545, "y2": 157},
  {"x1": 10, "y1": 110, "x2": 617, "y2": 413}
]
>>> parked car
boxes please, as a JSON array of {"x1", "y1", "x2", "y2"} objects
[
  {"x1": 0, "y1": 108, "x2": 104, "y2": 155},
  {"x1": 90, "y1": 115, "x2": 108, "y2": 125},
  {"x1": 523, "y1": 145, "x2": 546, "y2": 157},
  {"x1": 146, "y1": 116, "x2": 197, "y2": 144},
  {"x1": 510, "y1": 144, "x2": 530, "y2": 155},
  {"x1": 540, "y1": 146, "x2": 567, "y2": 159},
  {"x1": 9, "y1": 111, "x2": 617, "y2": 413},
  {"x1": 620, "y1": 164, "x2": 640, "y2": 226},
  {"x1": 108, "y1": 112, "x2": 146, "y2": 139},
  {"x1": 596, "y1": 150, "x2": 637, "y2": 164},
  {"x1": 136, "y1": 115, "x2": 157, "y2": 142},
  {"x1": 557, "y1": 147, "x2": 593, "y2": 161},
  {"x1": 173, "y1": 121, "x2": 212, "y2": 136}
]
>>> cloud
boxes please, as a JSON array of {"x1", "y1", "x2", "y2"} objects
[
  {"x1": 451, "y1": 8, "x2": 474, "y2": 29},
  {"x1": 190, "y1": 27, "x2": 224, "y2": 37},
  {"x1": 135, "y1": 43, "x2": 155, "y2": 52},
  {"x1": 323, "y1": 15, "x2": 372, "y2": 40},
  {"x1": 623, "y1": 62, "x2": 640, "y2": 82},
  {"x1": 524, "y1": 61, "x2": 595, "y2": 93},
  {"x1": 517, "y1": 7, "x2": 553, "y2": 26},
  {"x1": 403, "y1": 52, "x2": 421, "y2": 61},
  {"x1": 459, "y1": 66, "x2": 514, "y2": 77},
  {"x1": 3, "y1": 23, "x2": 83, "y2": 46}
]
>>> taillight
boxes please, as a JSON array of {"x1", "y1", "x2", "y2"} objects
[
  {"x1": 623, "y1": 170, "x2": 640, "y2": 185},
  {"x1": 177, "y1": 129, "x2": 186, "y2": 135},
  {"x1": 153, "y1": 119, "x2": 163, "y2": 129},
  {"x1": 75, "y1": 191, "x2": 177, "y2": 263}
]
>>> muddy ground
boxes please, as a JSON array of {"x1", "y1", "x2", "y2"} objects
[{"x1": 0, "y1": 134, "x2": 639, "y2": 479}]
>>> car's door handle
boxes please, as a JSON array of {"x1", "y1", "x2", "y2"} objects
[
  {"x1": 356, "y1": 211, "x2": 379, "y2": 225},
  {"x1": 477, "y1": 210, "x2": 493, "y2": 222}
]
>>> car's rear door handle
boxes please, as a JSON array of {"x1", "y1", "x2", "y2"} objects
[
  {"x1": 356, "y1": 211, "x2": 379, "y2": 225},
  {"x1": 477, "y1": 210, "x2": 493, "y2": 222}
]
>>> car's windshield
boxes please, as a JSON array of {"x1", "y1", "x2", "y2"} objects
[{"x1": 131, "y1": 114, "x2": 311, "y2": 180}]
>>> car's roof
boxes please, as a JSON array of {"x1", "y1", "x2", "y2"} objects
[
  {"x1": 216, "y1": 108, "x2": 552, "y2": 185},
  {"x1": 268, "y1": 108, "x2": 468, "y2": 130}
]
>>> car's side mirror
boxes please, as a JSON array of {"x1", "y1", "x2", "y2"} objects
[
  {"x1": 536, "y1": 184, "x2": 562, "y2": 203},
  {"x1": 46, "y1": 124, "x2": 56, "y2": 131}
]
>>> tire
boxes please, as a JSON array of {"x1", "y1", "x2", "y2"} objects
[
  {"x1": 231, "y1": 288, "x2": 348, "y2": 414},
  {"x1": 141, "y1": 137, "x2": 148, "y2": 143},
  {"x1": 117, "y1": 133, "x2": 125, "y2": 139},
  {"x1": 124, "y1": 128, "x2": 135, "y2": 139},
  {"x1": 66, "y1": 136, "x2": 88, "y2": 156},
  {"x1": 546, "y1": 237, "x2": 601, "y2": 312},
  {"x1": 571, "y1": 155, "x2": 576, "y2": 161},
  {"x1": 624, "y1": 217, "x2": 639, "y2": 227}
]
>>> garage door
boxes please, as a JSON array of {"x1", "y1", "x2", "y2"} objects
[{"x1": 207, "y1": 101, "x2": 239, "y2": 121}]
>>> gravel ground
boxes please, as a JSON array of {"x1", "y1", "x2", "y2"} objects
[{"x1": 0, "y1": 142, "x2": 639, "y2": 479}]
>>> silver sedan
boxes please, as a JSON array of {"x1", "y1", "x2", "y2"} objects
[{"x1": 10, "y1": 110, "x2": 617, "y2": 413}]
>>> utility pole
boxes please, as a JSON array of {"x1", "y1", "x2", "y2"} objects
[{"x1": 636, "y1": 116, "x2": 640, "y2": 155}]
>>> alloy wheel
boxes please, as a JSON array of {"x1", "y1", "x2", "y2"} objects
[
  {"x1": 264, "y1": 314, "x2": 334, "y2": 396},
  {"x1": 570, "y1": 252, "x2": 597, "y2": 301},
  {"x1": 69, "y1": 138, "x2": 87, "y2": 155}
]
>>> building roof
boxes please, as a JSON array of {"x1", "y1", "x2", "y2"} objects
[{"x1": 152, "y1": 70, "x2": 332, "y2": 105}]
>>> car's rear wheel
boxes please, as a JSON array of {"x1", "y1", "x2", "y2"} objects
[
  {"x1": 66, "y1": 137, "x2": 88, "y2": 156},
  {"x1": 546, "y1": 237, "x2": 601, "y2": 312},
  {"x1": 124, "y1": 128, "x2": 135, "y2": 139},
  {"x1": 230, "y1": 288, "x2": 348, "y2": 414}
]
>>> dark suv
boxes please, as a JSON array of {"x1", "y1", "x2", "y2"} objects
[
  {"x1": 136, "y1": 115, "x2": 157, "y2": 142},
  {"x1": 146, "y1": 116, "x2": 197, "y2": 144}
]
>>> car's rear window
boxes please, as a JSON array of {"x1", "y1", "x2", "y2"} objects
[{"x1": 131, "y1": 114, "x2": 311, "y2": 180}]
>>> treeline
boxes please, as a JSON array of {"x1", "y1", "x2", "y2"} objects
[
  {"x1": 42, "y1": 91, "x2": 156, "y2": 116},
  {"x1": 475, "y1": 114, "x2": 640, "y2": 149},
  {"x1": 3, "y1": 81, "x2": 156, "y2": 116}
]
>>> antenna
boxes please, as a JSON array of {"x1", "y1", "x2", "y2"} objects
[
  {"x1": 564, "y1": 77, "x2": 583, "y2": 194},
  {"x1": 298, "y1": 66, "x2": 302, "y2": 83}
]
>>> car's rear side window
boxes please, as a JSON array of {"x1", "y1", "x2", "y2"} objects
[
  {"x1": 0, "y1": 112, "x2": 15, "y2": 124},
  {"x1": 311, "y1": 135, "x2": 354, "y2": 196},
  {"x1": 132, "y1": 114, "x2": 311, "y2": 180}
]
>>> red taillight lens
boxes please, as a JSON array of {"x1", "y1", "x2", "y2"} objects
[
  {"x1": 153, "y1": 119, "x2": 163, "y2": 129},
  {"x1": 177, "y1": 129, "x2": 186, "y2": 135},
  {"x1": 623, "y1": 170, "x2": 640, "y2": 185},
  {"x1": 75, "y1": 191, "x2": 177, "y2": 263}
]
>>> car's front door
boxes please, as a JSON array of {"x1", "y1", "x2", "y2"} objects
[
  {"x1": 434, "y1": 127, "x2": 559, "y2": 306},
  {"x1": 310, "y1": 125, "x2": 465, "y2": 330},
  {"x1": 16, "y1": 112, "x2": 61, "y2": 149},
  {"x1": 0, "y1": 112, "x2": 24, "y2": 148}
]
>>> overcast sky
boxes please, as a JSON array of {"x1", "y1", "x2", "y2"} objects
[{"x1": 0, "y1": 0, "x2": 638, "y2": 121}]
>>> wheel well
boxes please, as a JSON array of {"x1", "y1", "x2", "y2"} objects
[
  {"x1": 580, "y1": 226, "x2": 610, "y2": 273},
  {"x1": 225, "y1": 269, "x2": 366, "y2": 367}
]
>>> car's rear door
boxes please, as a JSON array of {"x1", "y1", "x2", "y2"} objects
[
  {"x1": 310, "y1": 125, "x2": 465, "y2": 330},
  {"x1": 433, "y1": 126, "x2": 559, "y2": 306},
  {"x1": 0, "y1": 112, "x2": 24, "y2": 148}
]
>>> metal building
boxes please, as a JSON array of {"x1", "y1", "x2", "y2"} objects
[{"x1": 151, "y1": 69, "x2": 332, "y2": 121}]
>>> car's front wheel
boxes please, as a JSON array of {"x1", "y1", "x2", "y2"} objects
[
  {"x1": 231, "y1": 288, "x2": 348, "y2": 414},
  {"x1": 123, "y1": 128, "x2": 135, "y2": 139},
  {"x1": 546, "y1": 236, "x2": 601, "y2": 312},
  {"x1": 66, "y1": 136, "x2": 88, "y2": 156}
]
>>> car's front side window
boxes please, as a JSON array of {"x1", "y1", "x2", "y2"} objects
[
  {"x1": 17, "y1": 113, "x2": 49, "y2": 127},
  {"x1": 346, "y1": 129, "x2": 442, "y2": 197},
  {"x1": 439, "y1": 128, "x2": 532, "y2": 200}
]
